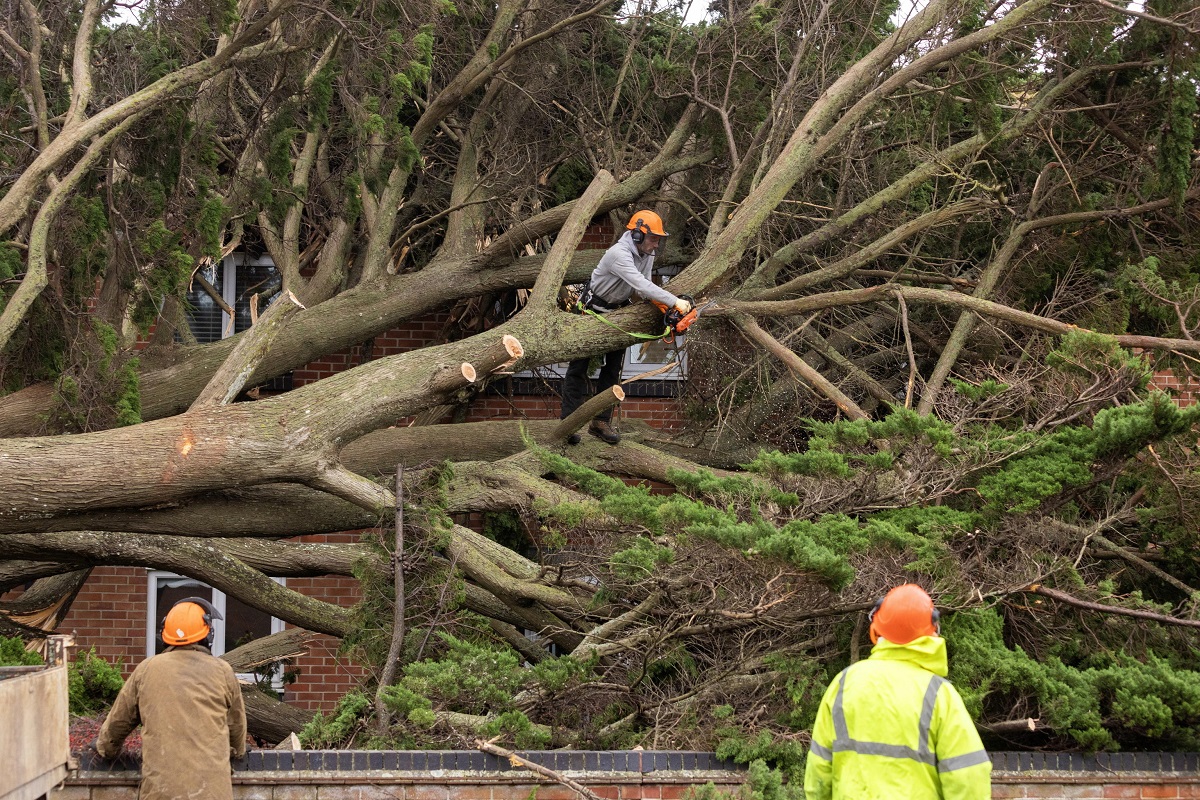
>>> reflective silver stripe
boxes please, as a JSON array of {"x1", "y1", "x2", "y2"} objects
[
  {"x1": 938, "y1": 749, "x2": 991, "y2": 772},
  {"x1": 834, "y1": 740, "x2": 936, "y2": 765},
  {"x1": 918, "y1": 675, "x2": 946, "y2": 759},
  {"x1": 832, "y1": 670, "x2": 851, "y2": 743},
  {"x1": 809, "y1": 741, "x2": 833, "y2": 760},
  {"x1": 828, "y1": 668, "x2": 946, "y2": 768}
]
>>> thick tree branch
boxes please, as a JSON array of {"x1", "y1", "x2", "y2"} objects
[
  {"x1": 549, "y1": 387, "x2": 625, "y2": 443},
  {"x1": 3, "y1": 532, "x2": 352, "y2": 636},
  {"x1": 190, "y1": 291, "x2": 305, "y2": 409},
  {"x1": 63, "y1": 0, "x2": 102, "y2": 131},
  {"x1": 526, "y1": 170, "x2": 616, "y2": 311},
  {"x1": 733, "y1": 313, "x2": 870, "y2": 420},
  {"x1": 0, "y1": 113, "x2": 142, "y2": 352},
  {"x1": 446, "y1": 524, "x2": 586, "y2": 610}
]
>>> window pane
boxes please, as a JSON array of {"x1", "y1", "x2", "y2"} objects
[
  {"x1": 223, "y1": 594, "x2": 273, "y2": 653},
  {"x1": 155, "y1": 578, "x2": 212, "y2": 655},
  {"x1": 184, "y1": 262, "x2": 225, "y2": 344},
  {"x1": 624, "y1": 339, "x2": 684, "y2": 378},
  {"x1": 232, "y1": 262, "x2": 281, "y2": 335}
]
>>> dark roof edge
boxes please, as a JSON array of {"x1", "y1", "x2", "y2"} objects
[{"x1": 74, "y1": 750, "x2": 1200, "y2": 775}]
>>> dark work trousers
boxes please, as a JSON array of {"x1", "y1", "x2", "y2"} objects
[{"x1": 561, "y1": 347, "x2": 625, "y2": 423}]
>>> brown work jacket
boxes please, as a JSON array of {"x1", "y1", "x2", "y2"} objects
[{"x1": 96, "y1": 644, "x2": 248, "y2": 800}]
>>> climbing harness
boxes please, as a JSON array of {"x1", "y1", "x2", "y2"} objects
[{"x1": 567, "y1": 281, "x2": 714, "y2": 344}]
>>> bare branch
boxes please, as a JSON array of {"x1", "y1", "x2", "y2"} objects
[
  {"x1": 1023, "y1": 584, "x2": 1200, "y2": 630},
  {"x1": 733, "y1": 313, "x2": 869, "y2": 421}
]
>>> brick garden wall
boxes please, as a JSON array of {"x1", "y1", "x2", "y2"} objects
[
  {"x1": 57, "y1": 750, "x2": 1200, "y2": 799},
  {"x1": 1153, "y1": 369, "x2": 1200, "y2": 407}
]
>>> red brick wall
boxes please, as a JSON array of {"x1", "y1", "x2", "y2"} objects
[
  {"x1": 57, "y1": 566, "x2": 150, "y2": 669},
  {"x1": 1154, "y1": 369, "x2": 1200, "y2": 407},
  {"x1": 992, "y1": 780, "x2": 1200, "y2": 797},
  {"x1": 277, "y1": 532, "x2": 369, "y2": 708}
]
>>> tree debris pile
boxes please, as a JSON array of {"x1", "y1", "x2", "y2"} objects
[{"x1": 289, "y1": 338, "x2": 1200, "y2": 760}]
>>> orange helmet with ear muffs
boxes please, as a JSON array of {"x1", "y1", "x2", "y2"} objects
[
  {"x1": 868, "y1": 584, "x2": 940, "y2": 645},
  {"x1": 162, "y1": 596, "x2": 222, "y2": 647},
  {"x1": 627, "y1": 210, "x2": 669, "y2": 243}
]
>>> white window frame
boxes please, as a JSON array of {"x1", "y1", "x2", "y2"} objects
[{"x1": 145, "y1": 571, "x2": 286, "y2": 685}]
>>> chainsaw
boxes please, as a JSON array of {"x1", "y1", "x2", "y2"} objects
[{"x1": 652, "y1": 294, "x2": 711, "y2": 342}]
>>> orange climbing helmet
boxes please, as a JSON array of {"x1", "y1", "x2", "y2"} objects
[
  {"x1": 627, "y1": 210, "x2": 670, "y2": 242},
  {"x1": 868, "y1": 584, "x2": 940, "y2": 645},
  {"x1": 161, "y1": 596, "x2": 222, "y2": 647}
]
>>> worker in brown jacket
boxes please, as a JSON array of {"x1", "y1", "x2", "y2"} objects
[{"x1": 96, "y1": 596, "x2": 248, "y2": 800}]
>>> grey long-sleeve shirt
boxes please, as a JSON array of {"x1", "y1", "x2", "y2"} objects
[{"x1": 586, "y1": 231, "x2": 680, "y2": 310}]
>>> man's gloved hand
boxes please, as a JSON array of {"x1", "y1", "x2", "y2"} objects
[
  {"x1": 83, "y1": 739, "x2": 106, "y2": 766},
  {"x1": 673, "y1": 298, "x2": 693, "y2": 314}
]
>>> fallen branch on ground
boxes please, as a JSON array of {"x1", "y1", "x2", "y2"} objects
[{"x1": 475, "y1": 738, "x2": 605, "y2": 800}]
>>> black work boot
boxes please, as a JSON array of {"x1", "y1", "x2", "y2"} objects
[{"x1": 589, "y1": 419, "x2": 621, "y2": 445}]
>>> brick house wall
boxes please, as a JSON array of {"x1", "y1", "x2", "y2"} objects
[{"x1": 1153, "y1": 369, "x2": 1200, "y2": 407}]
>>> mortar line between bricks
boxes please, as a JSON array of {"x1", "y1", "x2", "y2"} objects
[{"x1": 992, "y1": 776, "x2": 1200, "y2": 785}]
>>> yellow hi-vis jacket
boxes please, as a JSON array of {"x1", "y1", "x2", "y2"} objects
[{"x1": 804, "y1": 635, "x2": 991, "y2": 800}]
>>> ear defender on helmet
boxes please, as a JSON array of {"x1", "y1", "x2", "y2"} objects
[
  {"x1": 631, "y1": 219, "x2": 648, "y2": 244},
  {"x1": 867, "y1": 584, "x2": 939, "y2": 645},
  {"x1": 161, "y1": 596, "x2": 223, "y2": 648}
]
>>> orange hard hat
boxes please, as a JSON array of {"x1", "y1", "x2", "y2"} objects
[
  {"x1": 627, "y1": 210, "x2": 669, "y2": 238},
  {"x1": 868, "y1": 584, "x2": 940, "y2": 645},
  {"x1": 162, "y1": 596, "x2": 221, "y2": 647}
]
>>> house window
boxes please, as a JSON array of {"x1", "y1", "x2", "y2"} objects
[
  {"x1": 623, "y1": 337, "x2": 686, "y2": 380},
  {"x1": 185, "y1": 254, "x2": 280, "y2": 345},
  {"x1": 146, "y1": 572, "x2": 285, "y2": 679}
]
